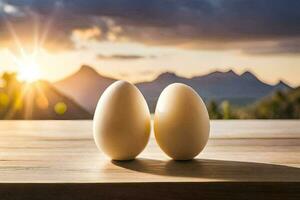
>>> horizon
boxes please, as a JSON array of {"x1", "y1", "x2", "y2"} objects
[
  {"x1": 1, "y1": 65, "x2": 293, "y2": 88},
  {"x1": 59, "y1": 65, "x2": 295, "y2": 87},
  {"x1": 0, "y1": 1, "x2": 300, "y2": 87}
]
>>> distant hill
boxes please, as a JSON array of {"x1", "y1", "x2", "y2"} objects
[
  {"x1": 0, "y1": 74, "x2": 91, "y2": 119},
  {"x1": 54, "y1": 65, "x2": 292, "y2": 113},
  {"x1": 20, "y1": 81, "x2": 92, "y2": 119},
  {"x1": 55, "y1": 65, "x2": 115, "y2": 113},
  {"x1": 137, "y1": 70, "x2": 292, "y2": 111}
]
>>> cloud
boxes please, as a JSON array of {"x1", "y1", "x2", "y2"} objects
[
  {"x1": 1, "y1": 0, "x2": 300, "y2": 54},
  {"x1": 0, "y1": 2, "x2": 23, "y2": 16},
  {"x1": 242, "y1": 39, "x2": 300, "y2": 55},
  {"x1": 72, "y1": 27, "x2": 101, "y2": 41},
  {"x1": 97, "y1": 54, "x2": 156, "y2": 60}
]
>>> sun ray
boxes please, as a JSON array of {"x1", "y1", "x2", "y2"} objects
[
  {"x1": 32, "y1": 12, "x2": 40, "y2": 59},
  {"x1": 0, "y1": 4, "x2": 62, "y2": 119},
  {"x1": 4, "y1": 82, "x2": 30, "y2": 119},
  {"x1": 3, "y1": 16, "x2": 27, "y2": 58},
  {"x1": 36, "y1": 4, "x2": 61, "y2": 55},
  {"x1": 6, "y1": 50, "x2": 23, "y2": 67},
  {"x1": 17, "y1": 62, "x2": 41, "y2": 82},
  {"x1": 35, "y1": 82, "x2": 49, "y2": 110},
  {"x1": 2, "y1": 3, "x2": 60, "y2": 58},
  {"x1": 23, "y1": 83, "x2": 35, "y2": 119}
]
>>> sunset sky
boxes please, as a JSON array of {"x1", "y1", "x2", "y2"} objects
[{"x1": 0, "y1": 0, "x2": 300, "y2": 86}]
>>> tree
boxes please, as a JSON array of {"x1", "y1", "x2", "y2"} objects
[{"x1": 207, "y1": 100, "x2": 222, "y2": 119}]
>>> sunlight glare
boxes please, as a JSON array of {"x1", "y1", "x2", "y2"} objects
[{"x1": 17, "y1": 57, "x2": 41, "y2": 83}]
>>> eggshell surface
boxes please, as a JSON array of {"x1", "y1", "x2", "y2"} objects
[
  {"x1": 154, "y1": 83, "x2": 210, "y2": 160},
  {"x1": 93, "y1": 81, "x2": 151, "y2": 160}
]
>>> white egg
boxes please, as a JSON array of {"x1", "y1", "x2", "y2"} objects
[
  {"x1": 93, "y1": 80, "x2": 151, "y2": 160},
  {"x1": 154, "y1": 83, "x2": 210, "y2": 160}
]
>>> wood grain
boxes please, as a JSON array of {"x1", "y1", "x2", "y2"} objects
[{"x1": 0, "y1": 120, "x2": 299, "y2": 199}]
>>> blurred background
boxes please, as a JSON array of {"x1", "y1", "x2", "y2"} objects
[{"x1": 0, "y1": 0, "x2": 299, "y2": 119}]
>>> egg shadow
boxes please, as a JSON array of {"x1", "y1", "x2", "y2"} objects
[{"x1": 112, "y1": 158, "x2": 300, "y2": 181}]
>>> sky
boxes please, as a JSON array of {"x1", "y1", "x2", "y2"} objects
[{"x1": 0, "y1": 0, "x2": 300, "y2": 86}]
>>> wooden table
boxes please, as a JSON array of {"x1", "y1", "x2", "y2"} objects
[{"x1": 0, "y1": 120, "x2": 299, "y2": 199}]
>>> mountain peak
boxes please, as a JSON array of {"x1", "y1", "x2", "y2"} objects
[
  {"x1": 226, "y1": 69, "x2": 237, "y2": 75},
  {"x1": 74, "y1": 65, "x2": 112, "y2": 80},
  {"x1": 274, "y1": 80, "x2": 291, "y2": 89},
  {"x1": 78, "y1": 65, "x2": 98, "y2": 74},
  {"x1": 205, "y1": 70, "x2": 239, "y2": 79},
  {"x1": 241, "y1": 71, "x2": 257, "y2": 80},
  {"x1": 156, "y1": 72, "x2": 178, "y2": 80}
]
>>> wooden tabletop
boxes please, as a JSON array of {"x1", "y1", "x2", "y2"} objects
[{"x1": 0, "y1": 120, "x2": 300, "y2": 199}]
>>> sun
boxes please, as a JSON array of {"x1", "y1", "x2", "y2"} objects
[{"x1": 17, "y1": 56, "x2": 41, "y2": 83}]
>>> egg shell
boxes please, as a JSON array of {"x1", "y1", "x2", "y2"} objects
[
  {"x1": 93, "y1": 80, "x2": 151, "y2": 160},
  {"x1": 154, "y1": 83, "x2": 210, "y2": 160}
]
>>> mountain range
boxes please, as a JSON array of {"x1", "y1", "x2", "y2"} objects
[{"x1": 54, "y1": 65, "x2": 292, "y2": 113}]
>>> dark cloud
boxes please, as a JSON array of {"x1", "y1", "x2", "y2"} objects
[
  {"x1": 97, "y1": 54, "x2": 156, "y2": 60},
  {"x1": 1, "y1": 0, "x2": 300, "y2": 54}
]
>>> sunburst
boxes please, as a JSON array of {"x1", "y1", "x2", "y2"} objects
[
  {"x1": 2, "y1": 6, "x2": 60, "y2": 119},
  {"x1": 15, "y1": 55, "x2": 41, "y2": 83}
]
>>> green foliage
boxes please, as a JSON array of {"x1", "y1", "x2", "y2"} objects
[
  {"x1": 207, "y1": 100, "x2": 222, "y2": 119},
  {"x1": 207, "y1": 88, "x2": 300, "y2": 119},
  {"x1": 250, "y1": 89, "x2": 300, "y2": 119},
  {"x1": 207, "y1": 100, "x2": 236, "y2": 119},
  {"x1": 221, "y1": 101, "x2": 231, "y2": 119},
  {"x1": 0, "y1": 73, "x2": 22, "y2": 119}
]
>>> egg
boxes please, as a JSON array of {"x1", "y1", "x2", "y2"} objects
[
  {"x1": 154, "y1": 83, "x2": 210, "y2": 160},
  {"x1": 93, "y1": 80, "x2": 151, "y2": 160}
]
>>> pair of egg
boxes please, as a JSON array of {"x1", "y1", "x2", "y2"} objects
[{"x1": 93, "y1": 81, "x2": 210, "y2": 161}]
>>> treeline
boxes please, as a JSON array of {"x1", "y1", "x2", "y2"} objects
[
  {"x1": 207, "y1": 89, "x2": 300, "y2": 119},
  {"x1": 0, "y1": 73, "x2": 24, "y2": 119}
]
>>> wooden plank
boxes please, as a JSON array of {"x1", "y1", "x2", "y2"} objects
[{"x1": 0, "y1": 120, "x2": 299, "y2": 199}]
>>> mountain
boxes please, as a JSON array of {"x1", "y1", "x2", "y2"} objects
[
  {"x1": 54, "y1": 66, "x2": 292, "y2": 113},
  {"x1": 21, "y1": 81, "x2": 92, "y2": 119},
  {"x1": 137, "y1": 70, "x2": 292, "y2": 111},
  {"x1": 0, "y1": 73, "x2": 91, "y2": 119},
  {"x1": 55, "y1": 65, "x2": 116, "y2": 113}
]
